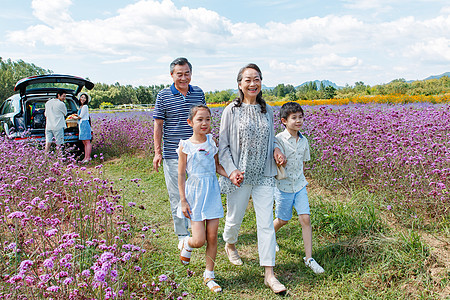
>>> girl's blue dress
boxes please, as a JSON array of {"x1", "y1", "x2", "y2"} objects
[{"x1": 177, "y1": 134, "x2": 223, "y2": 221}]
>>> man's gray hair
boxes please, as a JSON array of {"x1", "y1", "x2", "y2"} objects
[{"x1": 170, "y1": 57, "x2": 192, "y2": 74}]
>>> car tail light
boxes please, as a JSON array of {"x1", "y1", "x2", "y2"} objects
[{"x1": 14, "y1": 136, "x2": 43, "y2": 140}]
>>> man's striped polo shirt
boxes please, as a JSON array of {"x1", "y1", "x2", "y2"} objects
[{"x1": 153, "y1": 84, "x2": 206, "y2": 159}]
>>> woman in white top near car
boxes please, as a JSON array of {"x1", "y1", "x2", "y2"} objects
[{"x1": 74, "y1": 92, "x2": 92, "y2": 163}]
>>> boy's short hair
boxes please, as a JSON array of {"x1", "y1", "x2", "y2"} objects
[{"x1": 280, "y1": 102, "x2": 304, "y2": 120}]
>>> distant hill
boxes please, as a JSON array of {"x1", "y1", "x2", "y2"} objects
[
  {"x1": 262, "y1": 80, "x2": 340, "y2": 91},
  {"x1": 406, "y1": 72, "x2": 450, "y2": 83},
  {"x1": 296, "y1": 80, "x2": 339, "y2": 89},
  {"x1": 257, "y1": 73, "x2": 449, "y2": 91},
  {"x1": 423, "y1": 72, "x2": 450, "y2": 80}
]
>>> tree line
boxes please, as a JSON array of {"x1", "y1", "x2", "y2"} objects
[
  {"x1": 0, "y1": 58, "x2": 51, "y2": 101},
  {"x1": 88, "y1": 82, "x2": 169, "y2": 109},
  {"x1": 1, "y1": 58, "x2": 449, "y2": 107},
  {"x1": 0, "y1": 57, "x2": 170, "y2": 108},
  {"x1": 204, "y1": 77, "x2": 449, "y2": 103}
]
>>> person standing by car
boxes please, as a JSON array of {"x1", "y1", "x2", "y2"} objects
[
  {"x1": 74, "y1": 92, "x2": 92, "y2": 163},
  {"x1": 152, "y1": 57, "x2": 206, "y2": 249},
  {"x1": 44, "y1": 89, "x2": 67, "y2": 152}
]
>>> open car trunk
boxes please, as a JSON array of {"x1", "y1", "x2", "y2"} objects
[{"x1": 17, "y1": 93, "x2": 81, "y2": 143}]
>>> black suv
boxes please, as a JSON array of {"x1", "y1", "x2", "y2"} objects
[{"x1": 0, "y1": 74, "x2": 94, "y2": 146}]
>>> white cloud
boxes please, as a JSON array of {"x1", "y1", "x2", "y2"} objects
[
  {"x1": 9, "y1": 0, "x2": 234, "y2": 56},
  {"x1": 316, "y1": 53, "x2": 362, "y2": 68},
  {"x1": 270, "y1": 53, "x2": 362, "y2": 73},
  {"x1": 156, "y1": 56, "x2": 174, "y2": 63},
  {"x1": 4, "y1": 0, "x2": 450, "y2": 89},
  {"x1": 440, "y1": 6, "x2": 450, "y2": 14},
  {"x1": 9, "y1": 0, "x2": 450, "y2": 62},
  {"x1": 408, "y1": 38, "x2": 450, "y2": 62},
  {"x1": 31, "y1": 0, "x2": 73, "y2": 25},
  {"x1": 102, "y1": 56, "x2": 147, "y2": 64},
  {"x1": 8, "y1": 1, "x2": 366, "y2": 55},
  {"x1": 259, "y1": 15, "x2": 364, "y2": 46},
  {"x1": 342, "y1": 0, "x2": 392, "y2": 11},
  {"x1": 269, "y1": 60, "x2": 310, "y2": 73}
]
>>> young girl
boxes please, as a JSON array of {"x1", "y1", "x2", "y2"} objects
[
  {"x1": 74, "y1": 92, "x2": 92, "y2": 163},
  {"x1": 177, "y1": 104, "x2": 227, "y2": 293}
]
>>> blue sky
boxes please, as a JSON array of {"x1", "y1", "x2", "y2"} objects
[{"x1": 1, "y1": 0, "x2": 449, "y2": 91}]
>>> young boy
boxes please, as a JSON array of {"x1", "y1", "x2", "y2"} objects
[{"x1": 273, "y1": 102, "x2": 324, "y2": 274}]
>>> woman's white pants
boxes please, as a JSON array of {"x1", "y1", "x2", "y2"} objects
[{"x1": 222, "y1": 185, "x2": 276, "y2": 266}]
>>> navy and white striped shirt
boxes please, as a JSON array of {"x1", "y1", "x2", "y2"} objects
[{"x1": 153, "y1": 84, "x2": 206, "y2": 159}]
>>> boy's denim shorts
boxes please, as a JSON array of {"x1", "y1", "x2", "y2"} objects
[{"x1": 274, "y1": 186, "x2": 310, "y2": 221}]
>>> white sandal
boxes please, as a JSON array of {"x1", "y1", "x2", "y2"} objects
[
  {"x1": 264, "y1": 277, "x2": 287, "y2": 295},
  {"x1": 180, "y1": 238, "x2": 192, "y2": 265},
  {"x1": 204, "y1": 278, "x2": 222, "y2": 293},
  {"x1": 224, "y1": 244, "x2": 243, "y2": 266}
]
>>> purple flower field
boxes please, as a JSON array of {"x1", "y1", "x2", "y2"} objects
[
  {"x1": 91, "y1": 103, "x2": 449, "y2": 217},
  {"x1": 303, "y1": 103, "x2": 449, "y2": 217},
  {"x1": 91, "y1": 111, "x2": 156, "y2": 158},
  {"x1": 1, "y1": 102, "x2": 448, "y2": 298},
  {"x1": 0, "y1": 142, "x2": 185, "y2": 298}
]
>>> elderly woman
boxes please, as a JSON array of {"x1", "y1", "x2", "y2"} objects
[{"x1": 219, "y1": 63, "x2": 286, "y2": 294}]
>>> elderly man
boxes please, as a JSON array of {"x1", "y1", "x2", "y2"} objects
[
  {"x1": 152, "y1": 57, "x2": 206, "y2": 248},
  {"x1": 45, "y1": 89, "x2": 67, "y2": 152}
]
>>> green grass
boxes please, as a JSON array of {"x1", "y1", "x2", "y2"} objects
[{"x1": 101, "y1": 154, "x2": 448, "y2": 299}]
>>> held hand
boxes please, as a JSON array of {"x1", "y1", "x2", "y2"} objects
[
  {"x1": 153, "y1": 153, "x2": 162, "y2": 172},
  {"x1": 229, "y1": 170, "x2": 245, "y2": 187},
  {"x1": 276, "y1": 153, "x2": 286, "y2": 166},
  {"x1": 181, "y1": 200, "x2": 192, "y2": 219},
  {"x1": 236, "y1": 171, "x2": 245, "y2": 184},
  {"x1": 274, "y1": 148, "x2": 286, "y2": 166}
]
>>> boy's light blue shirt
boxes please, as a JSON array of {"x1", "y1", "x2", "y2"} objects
[{"x1": 274, "y1": 129, "x2": 310, "y2": 193}]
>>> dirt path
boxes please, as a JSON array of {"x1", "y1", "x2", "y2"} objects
[{"x1": 420, "y1": 231, "x2": 450, "y2": 298}]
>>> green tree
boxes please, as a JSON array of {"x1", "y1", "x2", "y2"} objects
[
  {"x1": 273, "y1": 84, "x2": 286, "y2": 97},
  {"x1": 135, "y1": 86, "x2": 155, "y2": 104},
  {"x1": 205, "y1": 90, "x2": 236, "y2": 103},
  {"x1": 322, "y1": 86, "x2": 337, "y2": 99},
  {"x1": 288, "y1": 92, "x2": 298, "y2": 101},
  {"x1": 89, "y1": 83, "x2": 168, "y2": 108},
  {"x1": 0, "y1": 58, "x2": 51, "y2": 101},
  {"x1": 354, "y1": 81, "x2": 367, "y2": 93},
  {"x1": 386, "y1": 79, "x2": 408, "y2": 94},
  {"x1": 295, "y1": 81, "x2": 319, "y2": 100},
  {"x1": 116, "y1": 84, "x2": 138, "y2": 105},
  {"x1": 284, "y1": 84, "x2": 295, "y2": 95}
]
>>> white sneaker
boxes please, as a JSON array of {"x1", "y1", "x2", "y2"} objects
[{"x1": 304, "y1": 257, "x2": 324, "y2": 274}]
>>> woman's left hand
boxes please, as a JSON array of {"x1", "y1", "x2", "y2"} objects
[{"x1": 229, "y1": 169, "x2": 244, "y2": 187}]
